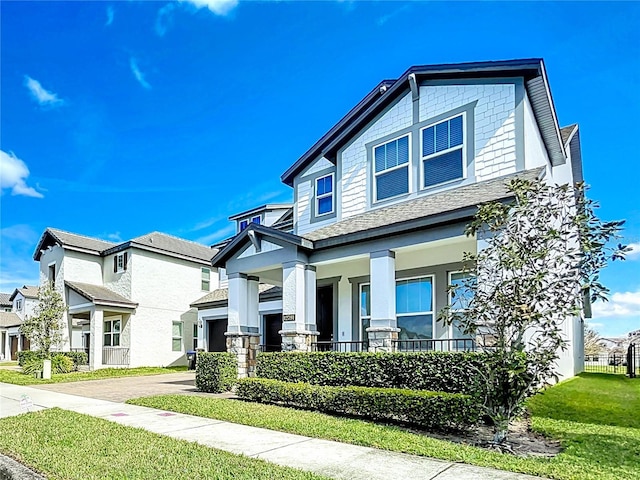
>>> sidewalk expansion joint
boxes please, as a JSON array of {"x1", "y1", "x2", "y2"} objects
[
  {"x1": 429, "y1": 463, "x2": 455, "y2": 479},
  {"x1": 249, "y1": 437, "x2": 315, "y2": 457},
  {"x1": 155, "y1": 420, "x2": 226, "y2": 434}
]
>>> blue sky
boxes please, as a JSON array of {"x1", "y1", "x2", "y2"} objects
[{"x1": 1, "y1": 1, "x2": 638, "y2": 337}]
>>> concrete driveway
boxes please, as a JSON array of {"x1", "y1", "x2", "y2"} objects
[{"x1": 30, "y1": 371, "x2": 213, "y2": 402}]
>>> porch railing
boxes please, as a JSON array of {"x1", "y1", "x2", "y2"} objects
[
  {"x1": 392, "y1": 338, "x2": 476, "y2": 352},
  {"x1": 311, "y1": 341, "x2": 369, "y2": 353},
  {"x1": 258, "y1": 344, "x2": 282, "y2": 353},
  {"x1": 102, "y1": 347, "x2": 130, "y2": 366}
]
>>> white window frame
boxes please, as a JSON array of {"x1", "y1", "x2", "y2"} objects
[
  {"x1": 251, "y1": 215, "x2": 261, "y2": 225},
  {"x1": 16, "y1": 299, "x2": 23, "y2": 311},
  {"x1": 172, "y1": 321, "x2": 183, "y2": 352},
  {"x1": 193, "y1": 324, "x2": 198, "y2": 350},
  {"x1": 315, "y1": 172, "x2": 335, "y2": 217},
  {"x1": 448, "y1": 271, "x2": 475, "y2": 340},
  {"x1": 115, "y1": 253, "x2": 126, "y2": 273},
  {"x1": 372, "y1": 133, "x2": 412, "y2": 204},
  {"x1": 420, "y1": 112, "x2": 467, "y2": 190},
  {"x1": 201, "y1": 267, "x2": 211, "y2": 291},
  {"x1": 103, "y1": 317, "x2": 122, "y2": 347},
  {"x1": 359, "y1": 275, "x2": 435, "y2": 340}
]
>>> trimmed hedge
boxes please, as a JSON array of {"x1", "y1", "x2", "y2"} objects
[
  {"x1": 18, "y1": 351, "x2": 87, "y2": 370},
  {"x1": 16, "y1": 350, "x2": 44, "y2": 366},
  {"x1": 196, "y1": 352, "x2": 237, "y2": 393},
  {"x1": 237, "y1": 377, "x2": 480, "y2": 430},
  {"x1": 61, "y1": 351, "x2": 88, "y2": 368},
  {"x1": 256, "y1": 351, "x2": 487, "y2": 395}
]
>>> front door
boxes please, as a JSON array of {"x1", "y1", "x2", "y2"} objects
[
  {"x1": 207, "y1": 319, "x2": 228, "y2": 352},
  {"x1": 21, "y1": 335, "x2": 30, "y2": 351},
  {"x1": 263, "y1": 313, "x2": 282, "y2": 352},
  {"x1": 316, "y1": 285, "x2": 334, "y2": 343},
  {"x1": 10, "y1": 336, "x2": 18, "y2": 360}
]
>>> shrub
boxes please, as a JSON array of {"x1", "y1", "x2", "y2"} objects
[
  {"x1": 195, "y1": 352, "x2": 237, "y2": 393},
  {"x1": 17, "y1": 350, "x2": 44, "y2": 367},
  {"x1": 21, "y1": 353, "x2": 75, "y2": 375},
  {"x1": 237, "y1": 378, "x2": 480, "y2": 431},
  {"x1": 256, "y1": 351, "x2": 488, "y2": 396},
  {"x1": 61, "y1": 351, "x2": 88, "y2": 368}
]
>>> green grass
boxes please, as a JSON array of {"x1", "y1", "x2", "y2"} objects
[
  {"x1": 0, "y1": 360, "x2": 18, "y2": 366},
  {"x1": 0, "y1": 366, "x2": 187, "y2": 385},
  {"x1": 0, "y1": 409, "x2": 326, "y2": 480},
  {"x1": 129, "y1": 373, "x2": 640, "y2": 480}
]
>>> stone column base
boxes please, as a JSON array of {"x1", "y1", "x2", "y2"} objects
[
  {"x1": 225, "y1": 333, "x2": 260, "y2": 378},
  {"x1": 279, "y1": 330, "x2": 318, "y2": 352},
  {"x1": 366, "y1": 327, "x2": 400, "y2": 353}
]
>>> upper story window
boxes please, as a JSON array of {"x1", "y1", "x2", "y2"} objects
[
  {"x1": 48, "y1": 263, "x2": 56, "y2": 287},
  {"x1": 239, "y1": 216, "x2": 261, "y2": 232},
  {"x1": 374, "y1": 134, "x2": 410, "y2": 202},
  {"x1": 421, "y1": 114, "x2": 465, "y2": 188},
  {"x1": 113, "y1": 252, "x2": 128, "y2": 273},
  {"x1": 16, "y1": 299, "x2": 23, "y2": 311},
  {"x1": 201, "y1": 267, "x2": 211, "y2": 291},
  {"x1": 315, "y1": 174, "x2": 334, "y2": 216}
]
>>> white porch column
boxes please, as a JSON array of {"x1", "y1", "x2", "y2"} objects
[
  {"x1": 89, "y1": 308, "x2": 103, "y2": 370},
  {"x1": 304, "y1": 266, "x2": 317, "y2": 332},
  {"x1": 280, "y1": 261, "x2": 317, "y2": 351},
  {"x1": 367, "y1": 250, "x2": 399, "y2": 352},
  {"x1": 226, "y1": 272, "x2": 259, "y2": 378},
  {"x1": 60, "y1": 311, "x2": 72, "y2": 352}
]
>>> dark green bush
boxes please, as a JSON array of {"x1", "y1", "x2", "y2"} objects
[
  {"x1": 61, "y1": 351, "x2": 88, "y2": 368},
  {"x1": 195, "y1": 352, "x2": 237, "y2": 393},
  {"x1": 237, "y1": 378, "x2": 480, "y2": 431},
  {"x1": 17, "y1": 350, "x2": 44, "y2": 367},
  {"x1": 256, "y1": 351, "x2": 488, "y2": 395}
]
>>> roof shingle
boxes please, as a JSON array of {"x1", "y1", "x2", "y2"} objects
[
  {"x1": 191, "y1": 284, "x2": 282, "y2": 308},
  {"x1": 65, "y1": 281, "x2": 137, "y2": 308},
  {"x1": 0, "y1": 312, "x2": 22, "y2": 328}
]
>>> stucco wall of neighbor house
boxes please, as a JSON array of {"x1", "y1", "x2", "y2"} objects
[
  {"x1": 523, "y1": 92, "x2": 551, "y2": 171},
  {"x1": 127, "y1": 250, "x2": 209, "y2": 367},
  {"x1": 13, "y1": 292, "x2": 38, "y2": 321}
]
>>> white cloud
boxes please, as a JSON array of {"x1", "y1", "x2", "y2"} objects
[
  {"x1": 592, "y1": 290, "x2": 640, "y2": 318},
  {"x1": 180, "y1": 0, "x2": 239, "y2": 16},
  {"x1": 155, "y1": 3, "x2": 176, "y2": 36},
  {"x1": 0, "y1": 150, "x2": 44, "y2": 198},
  {"x1": 106, "y1": 6, "x2": 114, "y2": 26},
  {"x1": 24, "y1": 76, "x2": 64, "y2": 106},
  {"x1": 626, "y1": 242, "x2": 640, "y2": 260},
  {"x1": 129, "y1": 58, "x2": 151, "y2": 89}
]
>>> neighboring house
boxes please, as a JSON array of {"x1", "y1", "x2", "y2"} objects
[
  {"x1": 0, "y1": 286, "x2": 39, "y2": 360},
  {"x1": 0, "y1": 293, "x2": 12, "y2": 312},
  {"x1": 196, "y1": 58, "x2": 585, "y2": 379},
  {"x1": 33, "y1": 228, "x2": 218, "y2": 370}
]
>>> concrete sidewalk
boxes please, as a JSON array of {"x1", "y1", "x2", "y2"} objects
[{"x1": 0, "y1": 383, "x2": 543, "y2": 480}]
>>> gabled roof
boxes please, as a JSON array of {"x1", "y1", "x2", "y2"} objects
[
  {"x1": 0, "y1": 293, "x2": 12, "y2": 307},
  {"x1": 103, "y1": 232, "x2": 217, "y2": 264},
  {"x1": 229, "y1": 204, "x2": 293, "y2": 221},
  {"x1": 282, "y1": 58, "x2": 566, "y2": 186},
  {"x1": 560, "y1": 124, "x2": 577, "y2": 145},
  {"x1": 34, "y1": 228, "x2": 116, "y2": 260},
  {"x1": 303, "y1": 168, "x2": 545, "y2": 248},
  {"x1": 211, "y1": 223, "x2": 313, "y2": 268},
  {"x1": 191, "y1": 284, "x2": 282, "y2": 308},
  {"x1": 0, "y1": 312, "x2": 22, "y2": 328},
  {"x1": 9, "y1": 285, "x2": 39, "y2": 301},
  {"x1": 65, "y1": 281, "x2": 138, "y2": 309}
]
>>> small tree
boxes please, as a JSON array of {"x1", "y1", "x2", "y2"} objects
[
  {"x1": 439, "y1": 178, "x2": 626, "y2": 444},
  {"x1": 20, "y1": 282, "x2": 66, "y2": 359},
  {"x1": 584, "y1": 327, "x2": 604, "y2": 357}
]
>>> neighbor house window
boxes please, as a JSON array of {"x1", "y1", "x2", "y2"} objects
[
  {"x1": 104, "y1": 319, "x2": 121, "y2": 347},
  {"x1": 172, "y1": 321, "x2": 183, "y2": 352},
  {"x1": 359, "y1": 276, "x2": 434, "y2": 341},
  {"x1": 16, "y1": 299, "x2": 23, "y2": 311},
  {"x1": 316, "y1": 173, "x2": 334, "y2": 216},
  {"x1": 113, "y1": 253, "x2": 128, "y2": 273},
  {"x1": 449, "y1": 271, "x2": 475, "y2": 345},
  {"x1": 251, "y1": 216, "x2": 261, "y2": 225},
  {"x1": 374, "y1": 134, "x2": 410, "y2": 201},
  {"x1": 201, "y1": 267, "x2": 211, "y2": 291},
  {"x1": 239, "y1": 220, "x2": 248, "y2": 231},
  {"x1": 421, "y1": 114, "x2": 465, "y2": 188},
  {"x1": 193, "y1": 324, "x2": 198, "y2": 350},
  {"x1": 48, "y1": 264, "x2": 56, "y2": 287},
  {"x1": 239, "y1": 216, "x2": 260, "y2": 232}
]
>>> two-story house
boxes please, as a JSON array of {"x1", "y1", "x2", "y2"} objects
[
  {"x1": 33, "y1": 228, "x2": 218, "y2": 370},
  {"x1": 0, "y1": 285, "x2": 39, "y2": 360},
  {"x1": 198, "y1": 59, "x2": 585, "y2": 379}
]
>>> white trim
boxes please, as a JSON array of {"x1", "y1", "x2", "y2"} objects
[
  {"x1": 201, "y1": 267, "x2": 211, "y2": 292},
  {"x1": 419, "y1": 112, "x2": 467, "y2": 190},
  {"x1": 315, "y1": 172, "x2": 335, "y2": 217},
  {"x1": 68, "y1": 302, "x2": 94, "y2": 312},
  {"x1": 103, "y1": 315, "x2": 122, "y2": 347},
  {"x1": 447, "y1": 270, "x2": 474, "y2": 340},
  {"x1": 172, "y1": 320, "x2": 184, "y2": 352},
  {"x1": 115, "y1": 253, "x2": 126, "y2": 273},
  {"x1": 359, "y1": 283, "x2": 371, "y2": 341},
  {"x1": 372, "y1": 132, "x2": 412, "y2": 203}
]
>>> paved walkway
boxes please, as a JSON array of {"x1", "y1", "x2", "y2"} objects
[{"x1": 0, "y1": 382, "x2": 543, "y2": 480}]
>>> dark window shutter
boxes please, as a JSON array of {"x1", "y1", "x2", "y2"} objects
[
  {"x1": 123, "y1": 252, "x2": 128, "y2": 271},
  {"x1": 113, "y1": 256, "x2": 117, "y2": 273}
]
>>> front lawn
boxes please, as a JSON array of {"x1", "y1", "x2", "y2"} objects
[
  {"x1": 0, "y1": 366, "x2": 188, "y2": 385},
  {"x1": 129, "y1": 373, "x2": 640, "y2": 480},
  {"x1": 0, "y1": 409, "x2": 326, "y2": 480}
]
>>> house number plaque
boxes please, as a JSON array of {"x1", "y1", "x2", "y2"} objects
[{"x1": 283, "y1": 314, "x2": 296, "y2": 322}]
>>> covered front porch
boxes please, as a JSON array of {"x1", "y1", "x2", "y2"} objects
[{"x1": 64, "y1": 281, "x2": 138, "y2": 370}]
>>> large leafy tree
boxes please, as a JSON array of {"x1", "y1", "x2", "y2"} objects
[
  {"x1": 20, "y1": 282, "x2": 66, "y2": 359},
  {"x1": 439, "y1": 178, "x2": 626, "y2": 444},
  {"x1": 584, "y1": 327, "x2": 604, "y2": 357}
]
